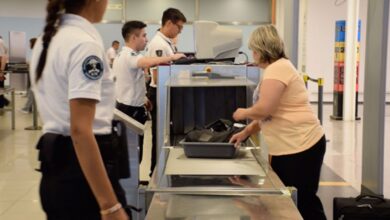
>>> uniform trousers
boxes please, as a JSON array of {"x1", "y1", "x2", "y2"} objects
[
  {"x1": 37, "y1": 133, "x2": 129, "y2": 220},
  {"x1": 271, "y1": 135, "x2": 327, "y2": 220},
  {"x1": 116, "y1": 102, "x2": 148, "y2": 163}
]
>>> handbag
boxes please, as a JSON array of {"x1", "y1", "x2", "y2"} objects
[
  {"x1": 185, "y1": 119, "x2": 245, "y2": 143},
  {"x1": 333, "y1": 194, "x2": 390, "y2": 220}
]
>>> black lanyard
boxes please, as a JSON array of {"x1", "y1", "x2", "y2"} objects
[{"x1": 163, "y1": 37, "x2": 177, "y2": 53}]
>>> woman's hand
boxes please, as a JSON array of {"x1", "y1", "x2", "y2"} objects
[
  {"x1": 228, "y1": 176, "x2": 258, "y2": 188},
  {"x1": 145, "y1": 98, "x2": 153, "y2": 111},
  {"x1": 229, "y1": 129, "x2": 250, "y2": 148},
  {"x1": 102, "y1": 208, "x2": 129, "y2": 220},
  {"x1": 233, "y1": 108, "x2": 248, "y2": 121}
]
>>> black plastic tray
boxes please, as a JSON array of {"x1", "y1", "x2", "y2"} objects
[{"x1": 179, "y1": 140, "x2": 238, "y2": 159}]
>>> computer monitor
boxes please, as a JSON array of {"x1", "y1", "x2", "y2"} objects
[
  {"x1": 9, "y1": 31, "x2": 26, "y2": 63},
  {"x1": 194, "y1": 21, "x2": 242, "y2": 61}
]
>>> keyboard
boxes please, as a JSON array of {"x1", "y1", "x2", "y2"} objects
[{"x1": 173, "y1": 56, "x2": 199, "y2": 65}]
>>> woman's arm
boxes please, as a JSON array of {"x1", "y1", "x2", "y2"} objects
[
  {"x1": 233, "y1": 79, "x2": 286, "y2": 121},
  {"x1": 0, "y1": 55, "x2": 8, "y2": 71},
  {"x1": 244, "y1": 120, "x2": 262, "y2": 135},
  {"x1": 69, "y1": 99, "x2": 121, "y2": 212},
  {"x1": 229, "y1": 120, "x2": 261, "y2": 147}
]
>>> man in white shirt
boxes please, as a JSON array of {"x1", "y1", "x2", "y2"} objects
[
  {"x1": 106, "y1": 40, "x2": 119, "y2": 67},
  {"x1": 114, "y1": 21, "x2": 184, "y2": 168},
  {"x1": 145, "y1": 8, "x2": 187, "y2": 176}
]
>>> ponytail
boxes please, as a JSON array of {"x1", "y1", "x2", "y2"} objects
[{"x1": 35, "y1": 0, "x2": 63, "y2": 82}]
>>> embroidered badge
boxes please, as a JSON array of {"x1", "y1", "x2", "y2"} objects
[
  {"x1": 155, "y1": 50, "x2": 163, "y2": 57},
  {"x1": 82, "y1": 56, "x2": 104, "y2": 80}
]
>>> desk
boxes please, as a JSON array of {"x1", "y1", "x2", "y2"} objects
[{"x1": 0, "y1": 87, "x2": 15, "y2": 129}]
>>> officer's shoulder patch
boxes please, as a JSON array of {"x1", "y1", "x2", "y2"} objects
[{"x1": 82, "y1": 55, "x2": 104, "y2": 80}]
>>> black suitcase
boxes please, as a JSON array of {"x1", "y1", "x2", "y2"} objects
[{"x1": 333, "y1": 195, "x2": 390, "y2": 220}]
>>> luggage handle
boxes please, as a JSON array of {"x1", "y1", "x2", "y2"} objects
[{"x1": 356, "y1": 194, "x2": 386, "y2": 203}]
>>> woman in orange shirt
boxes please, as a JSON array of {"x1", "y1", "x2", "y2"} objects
[{"x1": 230, "y1": 25, "x2": 326, "y2": 220}]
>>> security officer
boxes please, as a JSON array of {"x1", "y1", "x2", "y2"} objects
[
  {"x1": 114, "y1": 21, "x2": 184, "y2": 167},
  {"x1": 29, "y1": 1, "x2": 129, "y2": 219},
  {"x1": 145, "y1": 8, "x2": 187, "y2": 176},
  {"x1": 106, "y1": 40, "x2": 120, "y2": 68}
]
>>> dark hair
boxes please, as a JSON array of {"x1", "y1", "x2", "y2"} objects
[
  {"x1": 36, "y1": 0, "x2": 87, "y2": 82},
  {"x1": 112, "y1": 40, "x2": 119, "y2": 46},
  {"x1": 121, "y1": 21, "x2": 147, "y2": 41},
  {"x1": 161, "y1": 8, "x2": 186, "y2": 26},
  {"x1": 30, "y1": 38, "x2": 37, "y2": 49}
]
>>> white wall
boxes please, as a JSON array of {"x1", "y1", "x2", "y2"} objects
[
  {"x1": 306, "y1": 0, "x2": 368, "y2": 99},
  {"x1": 388, "y1": 2, "x2": 390, "y2": 94},
  {"x1": 126, "y1": 0, "x2": 196, "y2": 21},
  {"x1": 0, "y1": 0, "x2": 46, "y2": 18}
]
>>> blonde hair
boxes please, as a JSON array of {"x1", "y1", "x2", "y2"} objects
[{"x1": 249, "y1": 24, "x2": 287, "y2": 64}]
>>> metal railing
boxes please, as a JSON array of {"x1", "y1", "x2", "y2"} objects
[
  {"x1": 25, "y1": 97, "x2": 42, "y2": 130},
  {"x1": 303, "y1": 74, "x2": 324, "y2": 124}
]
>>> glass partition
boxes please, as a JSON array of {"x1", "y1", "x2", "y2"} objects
[
  {"x1": 101, "y1": 0, "x2": 272, "y2": 24},
  {"x1": 125, "y1": 0, "x2": 196, "y2": 22},
  {"x1": 102, "y1": 0, "x2": 124, "y2": 22},
  {"x1": 199, "y1": 0, "x2": 271, "y2": 24}
]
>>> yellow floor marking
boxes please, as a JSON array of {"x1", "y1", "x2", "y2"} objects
[{"x1": 319, "y1": 181, "x2": 351, "y2": 186}]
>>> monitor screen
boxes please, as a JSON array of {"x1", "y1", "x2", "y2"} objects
[
  {"x1": 8, "y1": 31, "x2": 26, "y2": 63},
  {"x1": 194, "y1": 21, "x2": 242, "y2": 60}
]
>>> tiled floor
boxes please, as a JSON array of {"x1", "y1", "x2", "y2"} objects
[
  {"x1": 0, "y1": 94, "x2": 43, "y2": 219},
  {"x1": 0, "y1": 93, "x2": 389, "y2": 219}
]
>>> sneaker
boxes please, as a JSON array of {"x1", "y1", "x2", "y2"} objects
[
  {"x1": 19, "y1": 109, "x2": 30, "y2": 114},
  {"x1": 138, "y1": 180, "x2": 149, "y2": 186}
]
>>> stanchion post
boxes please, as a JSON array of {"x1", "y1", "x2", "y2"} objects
[
  {"x1": 25, "y1": 96, "x2": 42, "y2": 130},
  {"x1": 32, "y1": 97, "x2": 40, "y2": 129},
  {"x1": 318, "y1": 78, "x2": 324, "y2": 124},
  {"x1": 303, "y1": 74, "x2": 324, "y2": 124},
  {"x1": 11, "y1": 88, "x2": 15, "y2": 130},
  {"x1": 303, "y1": 74, "x2": 309, "y2": 88}
]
